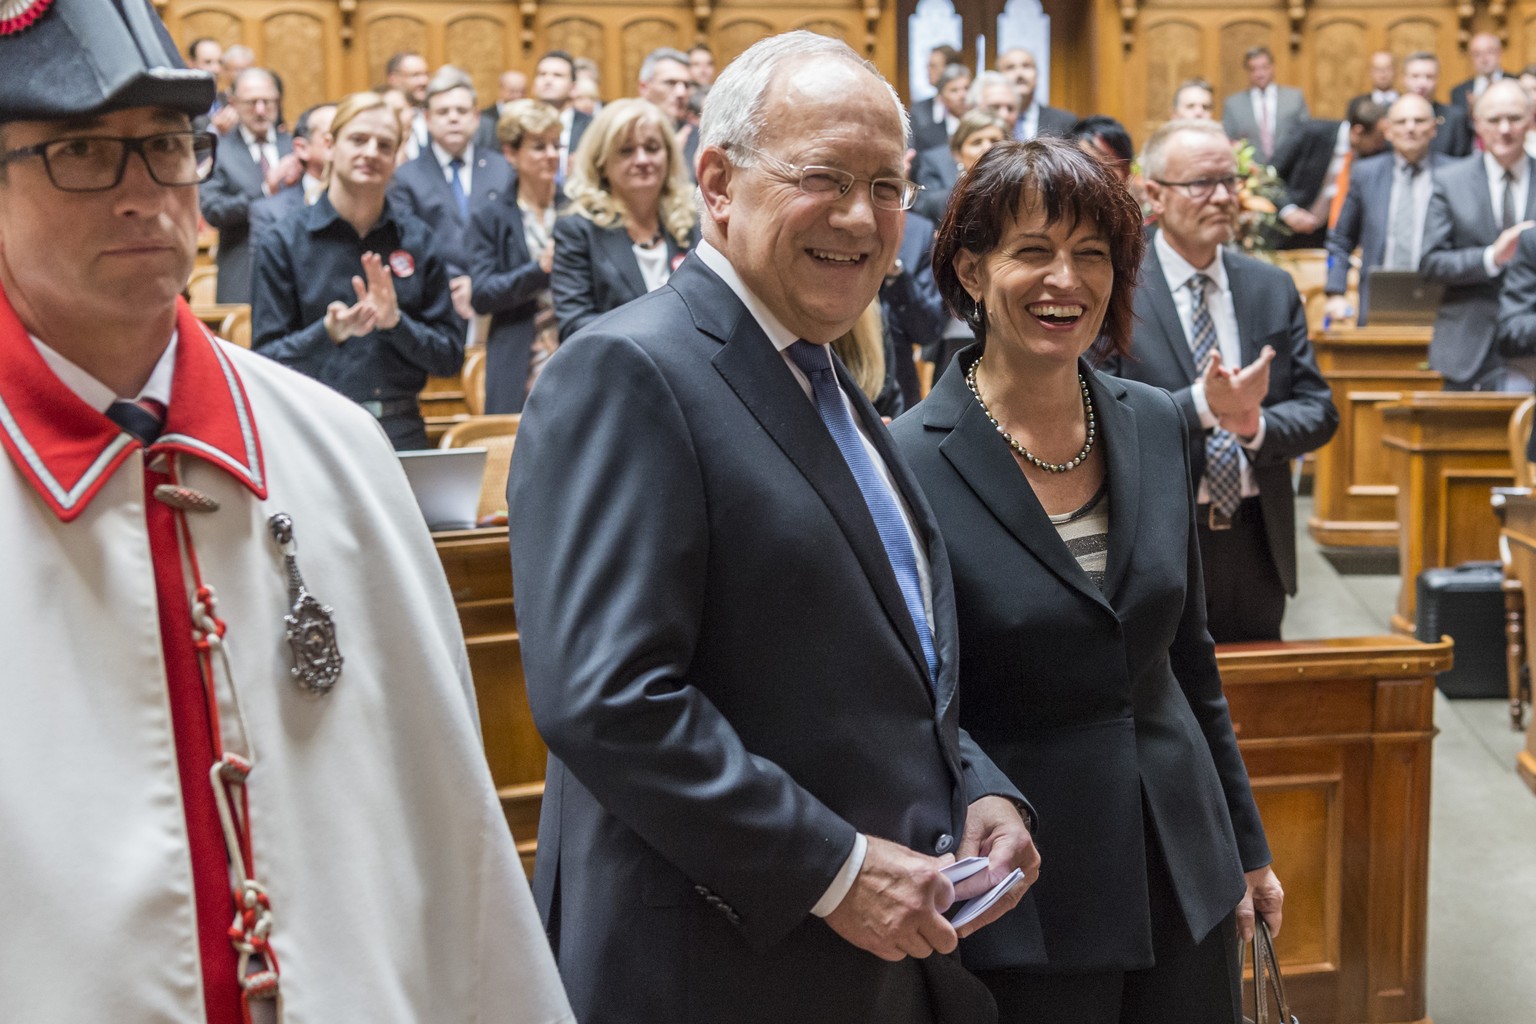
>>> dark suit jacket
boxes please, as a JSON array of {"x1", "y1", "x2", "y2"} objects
[
  {"x1": 1100, "y1": 243, "x2": 1338, "y2": 595},
  {"x1": 507, "y1": 255, "x2": 1022, "y2": 1023},
  {"x1": 1326, "y1": 151, "x2": 1447, "y2": 325},
  {"x1": 1430, "y1": 101, "x2": 1475, "y2": 157},
  {"x1": 567, "y1": 108, "x2": 592, "y2": 160},
  {"x1": 1272, "y1": 118, "x2": 1342, "y2": 249},
  {"x1": 911, "y1": 142, "x2": 958, "y2": 223},
  {"x1": 1221, "y1": 86, "x2": 1309, "y2": 164},
  {"x1": 1494, "y1": 226, "x2": 1536, "y2": 361},
  {"x1": 550, "y1": 213, "x2": 696, "y2": 341},
  {"x1": 199, "y1": 128, "x2": 294, "y2": 303},
  {"x1": 1017, "y1": 103, "x2": 1076, "y2": 140},
  {"x1": 467, "y1": 177, "x2": 563, "y2": 413},
  {"x1": 909, "y1": 95, "x2": 950, "y2": 152},
  {"x1": 1451, "y1": 71, "x2": 1512, "y2": 113},
  {"x1": 881, "y1": 211, "x2": 946, "y2": 409},
  {"x1": 474, "y1": 103, "x2": 503, "y2": 153},
  {"x1": 891, "y1": 356, "x2": 1268, "y2": 971},
  {"x1": 387, "y1": 145, "x2": 515, "y2": 277},
  {"x1": 1420, "y1": 153, "x2": 1536, "y2": 384}
]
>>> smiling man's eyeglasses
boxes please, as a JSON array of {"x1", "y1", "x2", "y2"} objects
[
  {"x1": 1153, "y1": 175, "x2": 1240, "y2": 202},
  {"x1": 0, "y1": 131, "x2": 217, "y2": 193},
  {"x1": 733, "y1": 144, "x2": 922, "y2": 211}
]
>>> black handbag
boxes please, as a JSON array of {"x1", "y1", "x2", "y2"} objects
[{"x1": 1241, "y1": 920, "x2": 1299, "y2": 1024}]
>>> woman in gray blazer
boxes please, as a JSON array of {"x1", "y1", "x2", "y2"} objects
[
  {"x1": 889, "y1": 138, "x2": 1283, "y2": 1023},
  {"x1": 551, "y1": 98, "x2": 697, "y2": 342}
]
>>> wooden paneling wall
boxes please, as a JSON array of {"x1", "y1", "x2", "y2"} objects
[{"x1": 155, "y1": 0, "x2": 898, "y2": 123}]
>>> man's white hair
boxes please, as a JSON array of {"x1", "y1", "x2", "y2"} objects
[
  {"x1": 969, "y1": 70, "x2": 1019, "y2": 109},
  {"x1": 698, "y1": 31, "x2": 910, "y2": 161},
  {"x1": 1141, "y1": 118, "x2": 1231, "y2": 181}
]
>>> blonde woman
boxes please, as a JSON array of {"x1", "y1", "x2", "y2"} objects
[
  {"x1": 830, "y1": 301, "x2": 904, "y2": 418},
  {"x1": 551, "y1": 98, "x2": 699, "y2": 341},
  {"x1": 913, "y1": 108, "x2": 1010, "y2": 223}
]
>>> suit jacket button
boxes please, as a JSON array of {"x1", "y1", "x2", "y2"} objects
[{"x1": 935, "y1": 833, "x2": 954, "y2": 854}]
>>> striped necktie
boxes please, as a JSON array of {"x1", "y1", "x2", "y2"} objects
[
  {"x1": 1186, "y1": 276, "x2": 1243, "y2": 521},
  {"x1": 785, "y1": 340, "x2": 938, "y2": 685},
  {"x1": 107, "y1": 397, "x2": 166, "y2": 446}
]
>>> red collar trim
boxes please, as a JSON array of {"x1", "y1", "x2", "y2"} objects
[{"x1": 0, "y1": 287, "x2": 267, "y2": 521}]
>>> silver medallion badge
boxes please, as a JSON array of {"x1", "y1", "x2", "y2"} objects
[{"x1": 268, "y1": 512, "x2": 343, "y2": 695}]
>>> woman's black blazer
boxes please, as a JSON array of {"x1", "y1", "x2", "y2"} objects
[
  {"x1": 467, "y1": 175, "x2": 563, "y2": 413},
  {"x1": 550, "y1": 212, "x2": 695, "y2": 343},
  {"x1": 888, "y1": 352, "x2": 1271, "y2": 973}
]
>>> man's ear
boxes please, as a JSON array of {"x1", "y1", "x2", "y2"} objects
[
  {"x1": 697, "y1": 146, "x2": 734, "y2": 228},
  {"x1": 1144, "y1": 179, "x2": 1166, "y2": 222}
]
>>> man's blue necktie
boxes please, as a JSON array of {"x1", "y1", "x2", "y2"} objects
[
  {"x1": 449, "y1": 157, "x2": 469, "y2": 219},
  {"x1": 785, "y1": 340, "x2": 938, "y2": 684}
]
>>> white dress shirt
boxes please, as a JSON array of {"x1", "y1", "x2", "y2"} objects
[
  {"x1": 1013, "y1": 102, "x2": 1041, "y2": 142},
  {"x1": 1250, "y1": 84, "x2": 1277, "y2": 142},
  {"x1": 696, "y1": 239, "x2": 945, "y2": 914},
  {"x1": 1481, "y1": 152, "x2": 1530, "y2": 277},
  {"x1": 31, "y1": 331, "x2": 177, "y2": 410},
  {"x1": 1155, "y1": 231, "x2": 1264, "y2": 501}
]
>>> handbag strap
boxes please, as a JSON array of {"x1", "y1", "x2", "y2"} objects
[{"x1": 1240, "y1": 921, "x2": 1298, "y2": 1024}]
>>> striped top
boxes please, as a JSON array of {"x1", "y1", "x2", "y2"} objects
[{"x1": 1048, "y1": 481, "x2": 1110, "y2": 590}]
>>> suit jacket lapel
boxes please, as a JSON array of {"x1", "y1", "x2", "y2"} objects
[
  {"x1": 926, "y1": 360, "x2": 1112, "y2": 615},
  {"x1": 1523, "y1": 156, "x2": 1536, "y2": 221},
  {"x1": 599, "y1": 225, "x2": 648, "y2": 298},
  {"x1": 676, "y1": 260, "x2": 934, "y2": 691},
  {"x1": 1222, "y1": 251, "x2": 1261, "y2": 364},
  {"x1": 1140, "y1": 244, "x2": 1198, "y2": 381},
  {"x1": 1090, "y1": 366, "x2": 1141, "y2": 603},
  {"x1": 224, "y1": 136, "x2": 262, "y2": 194}
]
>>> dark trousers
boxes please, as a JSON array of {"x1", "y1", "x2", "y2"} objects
[
  {"x1": 379, "y1": 410, "x2": 429, "y2": 451},
  {"x1": 976, "y1": 818, "x2": 1241, "y2": 1024},
  {"x1": 1197, "y1": 496, "x2": 1285, "y2": 642}
]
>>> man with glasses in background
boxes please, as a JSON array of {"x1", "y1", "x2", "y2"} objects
[
  {"x1": 199, "y1": 66, "x2": 293, "y2": 303},
  {"x1": 1101, "y1": 119, "x2": 1336, "y2": 642},
  {"x1": 0, "y1": 2, "x2": 574, "y2": 1022},
  {"x1": 508, "y1": 30, "x2": 1038, "y2": 1024}
]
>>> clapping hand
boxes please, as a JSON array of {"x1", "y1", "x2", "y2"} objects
[
  {"x1": 323, "y1": 252, "x2": 401, "y2": 343},
  {"x1": 1203, "y1": 346, "x2": 1275, "y2": 440}
]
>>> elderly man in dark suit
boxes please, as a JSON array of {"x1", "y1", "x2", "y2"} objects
[
  {"x1": 389, "y1": 66, "x2": 513, "y2": 324},
  {"x1": 1325, "y1": 94, "x2": 1444, "y2": 326},
  {"x1": 1221, "y1": 46, "x2": 1309, "y2": 164},
  {"x1": 1104, "y1": 119, "x2": 1337, "y2": 642},
  {"x1": 249, "y1": 102, "x2": 334, "y2": 250},
  {"x1": 1401, "y1": 51, "x2": 1475, "y2": 158},
  {"x1": 1271, "y1": 97, "x2": 1388, "y2": 250},
  {"x1": 1421, "y1": 79, "x2": 1536, "y2": 390},
  {"x1": 911, "y1": 62, "x2": 972, "y2": 152},
  {"x1": 508, "y1": 30, "x2": 1040, "y2": 1024},
  {"x1": 198, "y1": 66, "x2": 293, "y2": 303}
]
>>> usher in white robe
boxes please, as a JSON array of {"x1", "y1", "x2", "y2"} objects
[{"x1": 0, "y1": 291, "x2": 573, "y2": 1024}]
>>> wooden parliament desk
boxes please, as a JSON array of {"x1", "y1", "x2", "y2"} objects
[
  {"x1": 434, "y1": 525, "x2": 545, "y2": 878},
  {"x1": 1383, "y1": 392, "x2": 1524, "y2": 634},
  {"x1": 1221, "y1": 637, "x2": 1448, "y2": 1024},
  {"x1": 1495, "y1": 490, "x2": 1536, "y2": 795},
  {"x1": 1309, "y1": 326, "x2": 1438, "y2": 549},
  {"x1": 433, "y1": 518, "x2": 1446, "y2": 1023}
]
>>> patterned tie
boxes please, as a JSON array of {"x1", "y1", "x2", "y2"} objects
[
  {"x1": 254, "y1": 134, "x2": 270, "y2": 179},
  {"x1": 1504, "y1": 169, "x2": 1518, "y2": 231},
  {"x1": 449, "y1": 157, "x2": 469, "y2": 219},
  {"x1": 1186, "y1": 276, "x2": 1243, "y2": 521},
  {"x1": 107, "y1": 397, "x2": 166, "y2": 445},
  {"x1": 1388, "y1": 162, "x2": 1421, "y2": 269},
  {"x1": 1257, "y1": 90, "x2": 1273, "y2": 157},
  {"x1": 785, "y1": 340, "x2": 938, "y2": 684}
]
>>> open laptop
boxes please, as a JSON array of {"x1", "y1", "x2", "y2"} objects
[
  {"x1": 397, "y1": 447, "x2": 487, "y2": 532},
  {"x1": 1365, "y1": 269, "x2": 1445, "y2": 326}
]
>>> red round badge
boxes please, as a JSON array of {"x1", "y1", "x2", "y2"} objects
[
  {"x1": 388, "y1": 250, "x2": 415, "y2": 278},
  {"x1": 0, "y1": 0, "x2": 54, "y2": 35}
]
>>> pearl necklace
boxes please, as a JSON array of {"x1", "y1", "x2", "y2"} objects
[{"x1": 966, "y1": 357, "x2": 1096, "y2": 473}]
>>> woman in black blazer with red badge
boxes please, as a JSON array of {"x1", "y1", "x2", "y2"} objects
[{"x1": 889, "y1": 138, "x2": 1284, "y2": 1023}]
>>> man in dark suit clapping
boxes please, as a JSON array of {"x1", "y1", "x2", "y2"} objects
[
  {"x1": 509, "y1": 30, "x2": 1039, "y2": 1024},
  {"x1": 1104, "y1": 119, "x2": 1337, "y2": 641}
]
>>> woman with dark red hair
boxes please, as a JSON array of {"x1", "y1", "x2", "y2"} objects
[{"x1": 889, "y1": 137, "x2": 1281, "y2": 1023}]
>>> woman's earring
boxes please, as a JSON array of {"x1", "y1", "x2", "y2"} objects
[{"x1": 965, "y1": 297, "x2": 986, "y2": 330}]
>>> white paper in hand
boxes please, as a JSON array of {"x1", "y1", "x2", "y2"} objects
[
  {"x1": 939, "y1": 856, "x2": 989, "y2": 885},
  {"x1": 948, "y1": 868, "x2": 1024, "y2": 929}
]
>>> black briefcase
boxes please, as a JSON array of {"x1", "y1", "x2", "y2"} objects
[{"x1": 1416, "y1": 562, "x2": 1507, "y2": 698}]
